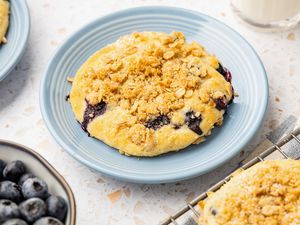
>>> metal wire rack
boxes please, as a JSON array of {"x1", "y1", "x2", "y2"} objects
[{"x1": 160, "y1": 127, "x2": 300, "y2": 225}]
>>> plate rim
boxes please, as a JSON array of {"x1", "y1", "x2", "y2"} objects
[
  {"x1": 0, "y1": 0, "x2": 31, "y2": 82},
  {"x1": 40, "y1": 6, "x2": 269, "y2": 183}
]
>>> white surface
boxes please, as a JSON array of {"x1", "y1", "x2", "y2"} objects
[{"x1": 0, "y1": 0, "x2": 299, "y2": 224}]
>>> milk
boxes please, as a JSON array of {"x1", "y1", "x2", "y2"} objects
[{"x1": 232, "y1": 0, "x2": 300, "y2": 25}]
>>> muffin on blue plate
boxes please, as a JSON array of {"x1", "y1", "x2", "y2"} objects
[{"x1": 69, "y1": 31, "x2": 234, "y2": 157}]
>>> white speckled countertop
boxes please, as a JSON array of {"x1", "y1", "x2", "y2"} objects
[{"x1": 0, "y1": 0, "x2": 300, "y2": 224}]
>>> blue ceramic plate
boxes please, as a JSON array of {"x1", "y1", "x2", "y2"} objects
[
  {"x1": 0, "y1": 0, "x2": 30, "y2": 81},
  {"x1": 40, "y1": 6, "x2": 268, "y2": 183}
]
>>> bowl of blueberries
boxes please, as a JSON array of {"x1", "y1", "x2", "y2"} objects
[{"x1": 0, "y1": 140, "x2": 76, "y2": 225}]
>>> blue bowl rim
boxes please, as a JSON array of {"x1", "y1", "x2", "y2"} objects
[
  {"x1": 40, "y1": 6, "x2": 269, "y2": 183},
  {"x1": 0, "y1": 0, "x2": 31, "y2": 82}
]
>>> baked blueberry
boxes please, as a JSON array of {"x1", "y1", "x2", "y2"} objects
[
  {"x1": 22, "y1": 178, "x2": 49, "y2": 199},
  {"x1": 33, "y1": 217, "x2": 64, "y2": 225},
  {"x1": 3, "y1": 160, "x2": 26, "y2": 182},
  {"x1": 2, "y1": 219, "x2": 28, "y2": 225},
  {"x1": 19, "y1": 198, "x2": 46, "y2": 223},
  {"x1": 46, "y1": 195, "x2": 67, "y2": 221},
  {"x1": 145, "y1": 115, "x2": 170, "y2": 130},
  {"x1": 214, "y1": 97, "x2": 227, "y2": 111},
  {"x1": 225, "y1": 70, "x2": 232, "y2": 83},
  {"x1": 81, "y1": 100, "x2": 107, "y2": 132},
  {"x1": 216, "y1": 63, "x2": 226, "y2": 76},
  {"x1": 18, "y1": 173, "x2": 36, "y2": 187},
  {"x1": 0, "y1": 199, "x2": 20, "y2": 223},
  {"x1": 228, "y1": 86, "x2": 234, "y2": 105},
  {"x1": 185, "y1": 111, "x2": 202, "y2": 135},
  {"x1": 0, "y1": 181, "x2": 23, "y2": 203},
  {"x1": 0, "y1": 159, "x2": 7, "y2": 180},
  {"x1": 216, "y1": 63, "x2": 232, "y2": 82}
]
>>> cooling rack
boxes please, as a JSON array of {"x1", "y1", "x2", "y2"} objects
[{"x1": 160, "y1": 127, "x2": 300, "y2": 225}]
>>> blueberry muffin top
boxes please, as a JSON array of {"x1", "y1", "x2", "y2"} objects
[
  {"x1": 198, "y1": 160, "x2": 300, "y2": 225},
  {"x1": 0, "y1": 0, "x2": 9, "y2": 43},
  {"x1": 69, "y1": 31, "x2": 234, "y2": 157}
]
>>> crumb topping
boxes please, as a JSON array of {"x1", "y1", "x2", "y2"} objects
[
  {"x1": 70, "y1": 31, "x2": 234, "y2": 154},
  {"x1": 78, "y1": 31, "x2": 233, "y2": 123},
  {"x1": 199, "y1": 160, "x2": 300, "y2": 225}
]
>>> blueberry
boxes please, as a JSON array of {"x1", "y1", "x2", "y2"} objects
[
  {"x1": 18, "y1": 173, "x2": 36, "y2": 187},
  {"x1": 2, "y1": 219, "x2": 28, "y2": 225},
  {"x1": 185, "y1": 111, "x2": 202, "y2": 135},
  {"x1": 3, "y1": 161, "x2": 26, "y2": 182},
  {"x1": 46, "y1": 196, "x2": 67, "y2": 221},
  {"x1": 22, "y1": 178, "x2": 49, "y2": 199},
  {"x1": 225, "y1": 70, "x2": 232, "y2": 82},
  {"x1": 216, "y1": 63, "x2": 227, "y2": 76},
  {"x1": 0, "y1": 181, "x2": 23, "y2": 203},
  {"x1": 19, "y1": 198, "x2": 46, "y2": 223},
  {"x1": 0, "y1": 159, "x2": 7, "y2": 180},
  {"x1": 0, "y1": 199, "x2": 20, "y2": 223},
  {"x1": 145, "y1": 115, "x2": 170, "y2": 130},
  {"x1": 216, "y1": 63, "x2": 232, "y2": 82},
  {"x1": 33, "y1": 217, "x2": 64, "y2": 225},
  {"x1": 228, "y1": 85, "x2": 234, "y2": 105},
  {"x1": 81, "y1": 100, "x2": 107, "y2": 132},
  {"x1": 214, "y1": 97, "x2": 227, "y2": 110}
]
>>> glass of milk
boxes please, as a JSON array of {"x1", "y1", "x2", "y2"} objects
[{"x1": 231, "y1": 0, "x2": 300, "y2": 30}]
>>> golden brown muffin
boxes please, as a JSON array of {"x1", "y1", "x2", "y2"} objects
[
  {"x1": 69, "y1": 31, "x2": 234, "y2": 157},
  {"x1": 0, "y1": 0, "x2": 9, "y2": 44},
  {"x1": 198, "y1": 159, "x2": 300, "y2": 225}
]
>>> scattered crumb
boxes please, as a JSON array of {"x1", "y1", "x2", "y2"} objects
[
  {"x1": 50, "y1": 40, "x2": 59, "y2": 46},
  {"x1": 185, "y1": 192, "x2": 196, "y2": 202},
  {"x1": 5, "y1": 124, "x2": 9, "y2": 128},
  {"x1": 134, "y1": 216, "x2": 146, "y2": 225},
  {"x1": 261, "y1": 49, "x2": 269, "y2": 54},
  {"x1": 67, "y1": 76, "x2": 74, "y2": 83},
  {"x1": 162, "y1": 205, "x2": 174, "y2": 215},
  {"x1": 278, "y1": 109, "x2": 283, "y2": 112},
  {"x1": 287, "y1": 32, "x2": 295, "y2": 40},
  {"x1": 220, "y1": 12, "x2": 226, "y2": 17},
  {"x1": 123, "y1": 187, "x2": 131, "y2": 198},
  {"x1": 269, "y1": 119, "x2": 278, "y2": 130},
  {"x1": 107, "y1": 189, "x2": 122, "y2": 203},
  {"x1": 239, "y1": 150, "x2": 245, "y2": 157},
  {"x1": 57, "y1": 28, "x2": 67, "y2": 34},
  {"x1": 24, "y1": 106, "x2": 35, "y2": 114},
  {"x1": 275, "y1": 96, "x2": 280, "y2": 102},
  {"x1": 134, "y1": 201, "x2": 145, "y2": 214},
  {"x1": 96, "y1": 178, "x2": 105, "y2": 183},
  {"x1": 36, "y1": 119, "x2": 44, "y2": 127}
]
